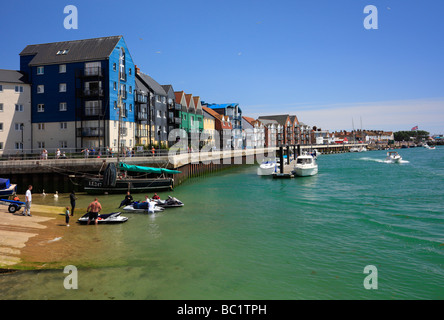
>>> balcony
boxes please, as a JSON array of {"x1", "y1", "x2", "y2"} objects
[
  {"x1": 84, "y1": 107, "x2": 103, "y2": 117},
  {"x1": 78, "y1": 127, "x2": 104, "y2": 137},
  {"x1": 137, "y1": 112, "x2": 148, "y2": 121},
  {"x1": 78, "y1": 67, "x2": 103, "y2": 78},
  {"x1": 77, "y1": 89, "x2": 104, "y2": 98}
]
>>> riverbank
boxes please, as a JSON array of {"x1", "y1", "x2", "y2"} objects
[{"x1": 0, "y1": 204, "x2": 77, "y2": 270}]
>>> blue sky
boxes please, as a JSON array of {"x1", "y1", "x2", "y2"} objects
[{"x1": 1, "y1": 0, "x2": 443, "y2": 134}]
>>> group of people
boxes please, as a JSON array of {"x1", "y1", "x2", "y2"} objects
[{"x1": 16, "y1": 188, "x2": 161, "y2": 226}]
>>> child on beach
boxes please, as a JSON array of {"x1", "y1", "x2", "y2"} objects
[{"x1": 65, "y1": 207, "x2": 70, "y2": 226}]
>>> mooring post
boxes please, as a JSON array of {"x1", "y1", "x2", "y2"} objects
[
  {"x1": 279, "y1": 146, "x2": 284, "y2": 174},
  {"x1": 286, "y1": 145, "x2": 290, "y2": 165},
  {"x1": 293, "y1": 145, "x2": 297, "y2": 160},
  {"x1": 297, "y1": 144, "x2": 301, "y2": 157}
]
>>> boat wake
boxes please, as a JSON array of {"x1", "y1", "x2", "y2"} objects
[{"x1": 359, "y1": 157, "x2": 409, "y2": 164}]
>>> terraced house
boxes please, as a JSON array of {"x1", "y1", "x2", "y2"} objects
[{"x1": 19, "y1": 35, "x2": 136, "y2": 153}]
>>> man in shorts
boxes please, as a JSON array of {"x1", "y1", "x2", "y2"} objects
[{"x1": 86, "y1": 198, "x2": 102, "y2": 225}]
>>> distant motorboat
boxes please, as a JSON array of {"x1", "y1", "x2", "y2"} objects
[
  {"x1": 423, "y1": 144, "x2": 435, "y2": 150},
  {"x1": 257, "y1": 159, "x2": 277, "y2": 176},
  {"x1": 359, "y1": 146, "x2": 368, "y2": 152},
  {"x1": 386, "y1": 151, "x2": 403, "y2": 163},
  {"x1": 350, "y1": 147, "x2": 360, "y2": 152},
  {"x1": 292, "y1": 153, "x2": 318, "y2": 177}
]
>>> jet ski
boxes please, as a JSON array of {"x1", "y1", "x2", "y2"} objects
[
  {"x1": 152, "y1": 196, "x2": 184, "y2": 208},
  {"x1": 77, "y1": 212, "x2": 128, "y2": 224},
  {"x1": 123, "y1": 201, "x2": 165, "y2": 213}
]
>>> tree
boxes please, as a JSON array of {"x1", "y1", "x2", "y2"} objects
[{"x1": 394, "y1": 130, "x2": 429, "y2": 142}]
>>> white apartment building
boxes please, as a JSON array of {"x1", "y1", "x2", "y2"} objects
[{"x1": 0, "y1": 69, "x2": 31, "y2": 156}]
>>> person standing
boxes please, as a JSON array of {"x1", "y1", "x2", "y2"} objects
[
  {"x1": 65, "y1": 207, "x2": 70, "y2": 227},
  {"x1": 86, "y1": 198, "x2": 102, "y2": 225},
  {"x1": 24, "y1": 185, "x2": 32, "y2": 216},
  {"x1": 69, "y1": 190, "x2": 77, "y2": 216}
]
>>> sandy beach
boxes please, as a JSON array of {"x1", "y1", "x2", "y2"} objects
[{"x1": 0, "y1": 204, "x2": 70, "y2": 270}]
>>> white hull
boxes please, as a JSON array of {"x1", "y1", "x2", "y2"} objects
[
  {"x1": 293, "y1": 166, "x2": 318, "y2": 177},
  {"x1": 257, "y1": 162, "x2": 277, "y2": 176},
  {"x1": 123, "y1": 204, "x2": 164, "y2": 213}
]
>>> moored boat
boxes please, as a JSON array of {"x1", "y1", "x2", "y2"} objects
[
  {"x1": 123, "y1": 201, "x2": 165, "y2": 213},
  {"x1": 82, "y1": 162, "x2": 180, "y2": 194},
  {"x1": 292, "y1": 153, "x2": 318, "y2": 177},
  {"x1": 257, "y1": 159, "x2": 277, "y2": 176}
]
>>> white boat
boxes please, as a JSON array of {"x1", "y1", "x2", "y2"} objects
[
  {"x1": 350, "y1": 147, "x2": 360, "y2": 152},
  {"x1": 424, "y1": 144, "x2": 435, "y2": 150},
  {"x1": 359, "y1": 146, "x2": 368, "y2": 152},
  {"x1": 386, "y1": 151, "x2": 403, "y2": 163},
  {"x1": 257, "y1": 159, "x2": 277, "y2": 176},
  {"x1": 292, "y1": 153, "x2": 318, "y2": 177}
]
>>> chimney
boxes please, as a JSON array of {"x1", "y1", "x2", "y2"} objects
[{"x1": 135, "y1": 65, "x2": 140, "y2": 74}]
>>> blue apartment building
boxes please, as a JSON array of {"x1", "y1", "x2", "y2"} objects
[{"x1": 19, "y1": 36, "x2": 136, "y2": 153}]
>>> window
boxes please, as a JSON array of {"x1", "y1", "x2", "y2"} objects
[
  {"x1": 59, "y1": 102, "x2": 67, "y2": 111},
  {"x1": 129, "y1": 104, "x2": 132, "y2": 112},
  {"x1": 37, "y1": 66, "x2": 44, "y2": 75},
  {"x1": 114, "y1": 101, "x2": 117, "y2": 109},
  {"x1": 129, "y1": 68, "x2": 132, "y2": 75},
  {"x1": 0, "y1": 103, "x2": 4, "y2": 112},
  {"x1": 37, "y1": 104, "x2": 45, "y2": 112},
  {"x1": 15, "y1": 86, "x2": 24, "y2": 93},
  {"x1": 37, "y1": 85, "x2": 44, "y2": 93},
  {"x1": 0, "y1": 142, "x2": 3, "y2": 150},
  {"x1": 0, "y1": 85, "x2": 3, "y2": 91},
  {"x1": 59, "y1": 83, "x2": 67, "y2": 92},
  {"x1": 157, "y1": 110, "x2": 161, "y2": 118},
  {"x1": 60, "y1": 122, "x2": 67, "y2": 130},
  {"x1": 15, "y1": 142, "x2": 23, "y2": 150},
  {"x1": 113, "y1": 82, "x2": 117, "y2": 91},
  {"x1": 113, "y1": 63, "x2": 117, "y2": 71},
  {"x1": 59, "y1": 64, "x2": 67, "y2": 73},
  {"x1": 15, "y1": 104, "x2": 24, "y2": 112},
  {"x1": 129, "y1": 86, "x2": 132, "y2": 93},
  {"x1": 60, "y1": 141, "x2": 67, "y2": 148},
  {"x1": 38, "y1": 123, "x2": 45, "y2": 130},
  {"x1": 57, "y1": 49, "x2": 69, "y2": 55},
  {"x1": 38, "y1": 141, "x2": 45, "y2": 149},
  {"x1": 15, "y1": 123, "x2": 24, "y2": 131},
  {"x1": 0, "y1": 123, "x2": 3, "y2": 131}
]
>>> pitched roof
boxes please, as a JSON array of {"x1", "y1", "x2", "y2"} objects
[
  {"x1": 258, "y1": 114, "x2": 290, "y2": 125},
  {"x1": 137, "y1": 72, "x2": 166, "y2": 96},
  {"x1": 20, "y1": 36, "x2": 122, "y2": 66},
  {"x1": 0, "y1": 69, "x2": 28, "y2": 84}
]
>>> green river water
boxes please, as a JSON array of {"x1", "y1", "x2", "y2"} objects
[{"x1": 1, "y1": 147, "x2": 443, "y2": 299}]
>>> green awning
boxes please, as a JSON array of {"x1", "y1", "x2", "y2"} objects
[{"x1": 118, "y1": 162, "x2": 181, "y2": 174}]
